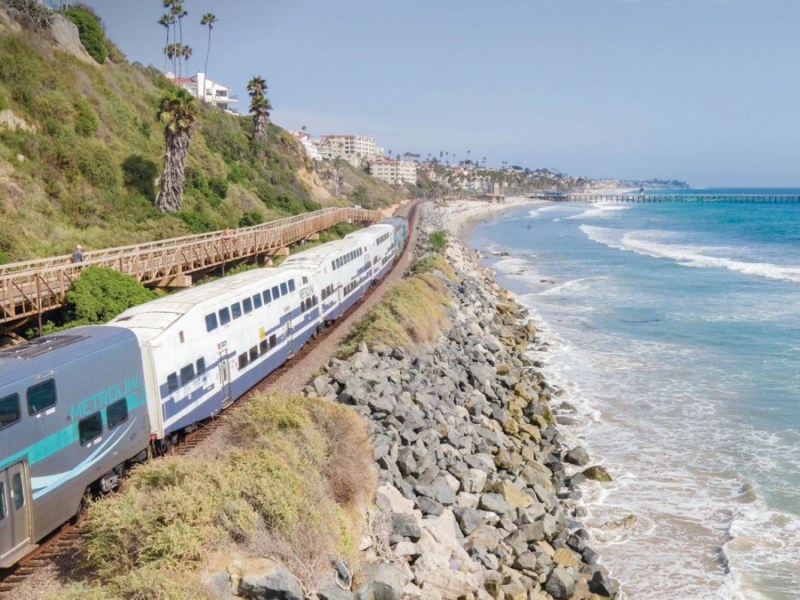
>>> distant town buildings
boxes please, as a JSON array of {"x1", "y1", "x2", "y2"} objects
[
  {"x1": 319, "y1": 134, "x2": 383, "y2": 167},
  {"x1": 169, "y1": 72, "x2": 238, "y2": 113},
  {"x1": 292, "y1": 131, "x2": 322, "y2": 160},
  {"x1": 368, "y1": 160, "x2": 417, "y2": 185}
]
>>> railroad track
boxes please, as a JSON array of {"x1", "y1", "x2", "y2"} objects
[{"x1": 0, "y1": 200, "x2": 420, "y2": 597}]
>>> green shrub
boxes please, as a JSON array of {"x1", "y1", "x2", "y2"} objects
[
  {"x1": 65, "y1": 6, "x2": 107, "y2": 64},
  {"x1": 179, "y1": 210, "x2": 213, "y2": 233},
  {"x1": 411, "y1": 254, "x2": 457, "y2": 280},
  {"x1": 121, "y1": 154, "x2": 157, "y2": 201},
  {"x1": 427, "y1": 230, "x2": 448, "y2": 252},
  {"x1": 239, "y1": 210, "x2": 263, "y2": 227},
  {"x1": 74, "y1": 98, "x2": 99, "y2": 136},
  {"x1": 64, "y1": 266, "x2": 159, "y2": 324}
]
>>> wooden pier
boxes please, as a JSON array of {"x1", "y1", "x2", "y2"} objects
[
  {"x1": 527, "y1": 192, "x2": 800, "y2": 204},
  {"x1": 1, "y1": 207, "x2": 381, "y2": 333}
]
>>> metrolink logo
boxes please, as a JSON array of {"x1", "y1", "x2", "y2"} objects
[{"x1": 69, "y1": 375, "x2": 143, "y2": 421}]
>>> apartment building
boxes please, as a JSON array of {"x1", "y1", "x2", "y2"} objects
[
  {"x1": 368, "y1": 160, "x2": 417, "y2": 185},
  {"x1": 319, "y1": 134, "x2": 381, "y2": 167}
]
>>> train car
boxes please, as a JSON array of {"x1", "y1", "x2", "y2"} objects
[
  {"x1": 345, "y1": 222, "x2": 397, "y2": 282},
  {"x1": 380, "y1": 217, "x2": 409, "y2": 256},
  {"x1": 280, "y1": 239, "x2": 372, "y2": 324},
  {"x1": 110, "y1": 266, "x2": 318, "y2": 449},
  {"x1": 0, "y1": 327, "x2": 149, "y2": 567}
]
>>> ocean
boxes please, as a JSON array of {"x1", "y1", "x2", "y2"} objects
[{"x1": 470, "y1": 191, "x2": 800, "y2": 600}]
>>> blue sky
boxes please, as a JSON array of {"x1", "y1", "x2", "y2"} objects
[{"x1": 81, "y1": 0, "x2": 800, "y2": 187}]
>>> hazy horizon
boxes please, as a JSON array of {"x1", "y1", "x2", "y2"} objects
[{"x1": 81, "y1": 0, "x2": 800, "y2": 188}]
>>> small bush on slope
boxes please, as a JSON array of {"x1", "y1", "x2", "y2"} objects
[{"x1": 74, "y1": 393, "x2": 374, "y2": 597}]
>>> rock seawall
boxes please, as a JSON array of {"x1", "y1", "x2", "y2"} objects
[{"x1": 301, "y1": 203, "x2": 619, "y2": 599}]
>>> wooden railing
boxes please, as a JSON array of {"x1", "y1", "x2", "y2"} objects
[{"x1": 1, "y1": 207, "x2": 381, "y2": 330}]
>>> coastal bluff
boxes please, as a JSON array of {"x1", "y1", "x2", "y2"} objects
[{"x1": 287, "y1": 202, "x2": 619, "y2": 599}]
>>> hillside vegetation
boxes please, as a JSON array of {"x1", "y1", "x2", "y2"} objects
[{"x1": 0, "y1": 3, "x2": 406, "y2": 263}]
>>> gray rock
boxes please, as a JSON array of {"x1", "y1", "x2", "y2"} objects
[
  {"x1": 589, "y1": 569, "x2": 618, "y2": 597},
  {"x1": 453, "y1": 506, "x2": 484, "y2": 536},
  {"x1": 416, "y1": 496, "x2": 444, "y2": 516},
  {"x1": 544, "y1": 566, "x2": 576, "y2": 600},
  {"x1": 460, "y1": 468, "x2": 488, "y2": 494},
  {"x1": 513, "y1": 551, "x2": 538, "y2": 572},
  {"x1": 317, "y1": 571, "x2": 355, "y2": 600},
  {"x1": 239, "y1": 565, "x2": 303, "y2": 600},
  {"x1": 415, "y1": 479, "x2": 456, "y2": 506},
  {"x1": 205, "y1": 572, "x2": 232, "y2": 600},
  {"x1": 355, "y1": 562, "x2": 409, "y2": 600},
  {"x1": 564, "y1": 446, "x2": 590, "y2": 466},
  {"x1": 478, "y1": 493, "x2": 511, "y2": 515},
  {"x1": 390, "y1": 512, "x2": 421, "y2": 541}
]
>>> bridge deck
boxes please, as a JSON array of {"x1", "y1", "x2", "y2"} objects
[{"x1": 1, "y1": 207, "x2": 381, "y2": 331}]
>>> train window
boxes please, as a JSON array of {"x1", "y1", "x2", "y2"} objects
[
  {"x1": 107, "y1": 398, "x2": 128, "y2": 429},
  {"x1": 243, "y1": 298, "x2": 253, "y2": 314},
  {"x1": 167, "y1": 373, "x2": 179, "y2": 393},
  {"x1": 11, "y1": 473, "x2": 23, "y2": 510},
  {"x1": 231, "y1": 303, "x2": 242, "y2": 319},
  {"x1": 269, "y1": 334, "x2": 277, "y2": 348},
  {"x1": 219, "y1": 307, "x2": 231, "y2": 325},
  {"x1": 302, "y1": 276, "x2": 309, "y2": 284},
  {"x1": 253, "y1": 294, "x2": 263, "y2": 309},
  {"x1": 263, "y1": 289, "x2": 272, "y2": 304},
  {"x1": 78, "y1": 412, "x2": 102, "y2": 446},
  {"x1": 196, "y1": 357, "x2": 206, "y2": 374},
  {"x1": 249, "y1": 346, "x2": 258, "y2": 362},
  {"x1": 313, "y1": 295, "x2": 318, "y2": 306},
  {"x1": 180, "y1": 363, "x2": 195, "y2": 385},
  {"x1": 0, "y1": 482, "x2": 5, "y2": 520},
  {"x1": 27, "y1": 379, "x2": 56, "y2": 416},
  {"x1": 280, "y1": 282, "x2": 288, "y2": 296},
  {"x1": 0, "y1": 393, "x2": 20, "y2": 430},
  {"x1": 238, "y1": 354, "x2": 248, "y2": 370},
  {"x1": 259, "y1": 340, "x2": 268, "y2": 355},
  {"x1": 205, "y1": 313, "x2": 218, "y2": 332},
  {"x1": 288, "y1": 279, "x2": 296, "y2": 292},
  {"x1": 179, "y1": 331, "x2": 185, "y2": 344},
  {"x1": 331, "y1": 260, "x2": 336, "y2": 271},
  {"x1": 272, "y1": 285, "x2": 280, "y2": 299}
]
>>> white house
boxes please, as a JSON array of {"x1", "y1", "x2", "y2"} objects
[{"x1": 170, "y1": 71, "x2": 238, "y2": 113}]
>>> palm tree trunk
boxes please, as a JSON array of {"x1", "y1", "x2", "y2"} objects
[
  {"x1": 204, "y1": 27, "x2": 211, "y2": 75},
  {"x1": 156, "y1": 130, "x2": 190, "y2": 212}
]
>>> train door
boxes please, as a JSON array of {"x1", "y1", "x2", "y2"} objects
[
  {"x1": 286, "y1": 321, "x2": 296, "y2": 356},
  {"x1": 0, "y1": 462, "x2": 32, "y2": 568},
  {"x1": 219, "y1": 356, "x2": 232, "y2": 409}
]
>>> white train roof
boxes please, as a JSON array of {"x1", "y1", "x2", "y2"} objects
[
  {"x1": 280, "y1": 239, "x2": 360, "y2": 270},
  {"x1": 345, "y1": 222, "x2": 394, "y2": 241},
  {"x1": 110, "y1": 265, "x2": 307, "y2": 341}
]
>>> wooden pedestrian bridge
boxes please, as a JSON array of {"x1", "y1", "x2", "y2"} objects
[
  {"x1": 527, "y1": 192, "x2": 800, "y2": 204},
  {"x1": 0, "y1": 207, "x2": 381, "y2": 334}
]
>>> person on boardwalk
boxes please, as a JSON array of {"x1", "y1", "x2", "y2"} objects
[{"x1": 72, "y1": 244, "x2": 84, "y2": 263}]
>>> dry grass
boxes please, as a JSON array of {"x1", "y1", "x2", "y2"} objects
[
  {"x1": 338, "y1": 271, "x2": 451, "y2": 357},
  {"x1": 73, "y1": 392, "x2": 375, "y2": 597}
]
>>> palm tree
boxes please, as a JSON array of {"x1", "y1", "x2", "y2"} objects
[
  {"x1": 164, "y1": 43, "x2": 178, "y2": 75},
  {"x1": 158, "y1": 13, "x2": 173, "y2": 73},
  {"x1": 249, "y1": 95, "x2": 272, "y2": 150},
  {"x1": 201, "y1": 13, "x2": 216, "y2": 76},
  {"x1": 181, "y1": 44, "x2": 192, "y2": 79},
  {"x1": 155, "y1": 88, "x2": 198, "y2": 212},
  {"x1": 247, "y1": 75, "x2": 271, "y2": 151}
]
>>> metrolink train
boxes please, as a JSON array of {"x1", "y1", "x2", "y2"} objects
[{"x1": 0, "y1": 217, "x2": 408, "y2": 568}]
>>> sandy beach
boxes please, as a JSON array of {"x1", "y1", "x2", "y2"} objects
[{"x1": 439, "y1": 195, "x2": 546, "y2": 242}]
